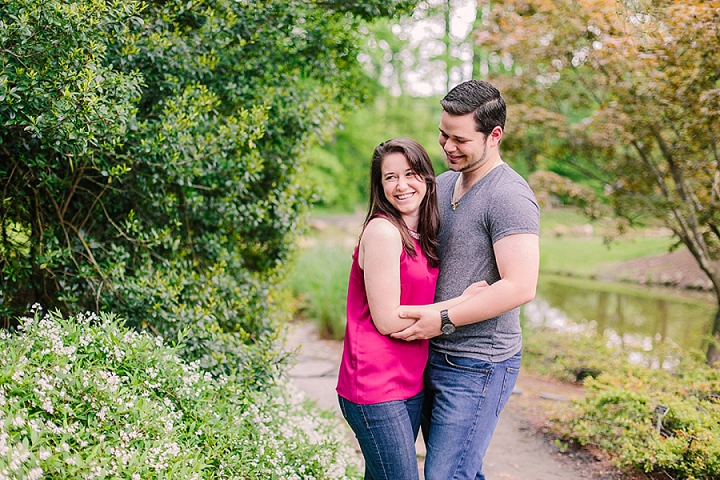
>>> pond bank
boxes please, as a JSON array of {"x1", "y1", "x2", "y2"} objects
[{"x1": 596, "y1": 248, "x2": 716, "y2": 293}]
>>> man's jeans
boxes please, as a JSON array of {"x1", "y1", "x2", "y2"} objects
[
  {"x1": 338, "y1": 391, "x2": 423, "y2": 480},
  {"x1": 422, "y1": 348, "x2": 521, "y2": 480}
]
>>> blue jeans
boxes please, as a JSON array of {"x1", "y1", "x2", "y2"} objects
[
  {"x1": 338, "y1": 391, "x2": 423, "y2": 480},
  {"x1": 422, "y1": 348, "x2": 521, "y2": 480}
]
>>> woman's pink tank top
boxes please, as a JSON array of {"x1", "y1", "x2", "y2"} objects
[{"x1": 336, "y1": 230, "x2": 439, "y2": 404}]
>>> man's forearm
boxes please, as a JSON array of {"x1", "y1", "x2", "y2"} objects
[{"x1": 445, "y1": 278, "x2": 536, "y2": 327}]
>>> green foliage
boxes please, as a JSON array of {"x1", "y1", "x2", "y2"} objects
[
  {"x1": 521, "y1": 326, "x2": 624, "y2": 383},
  {"x1": 312, "y1": 93, "x2": 447, "y2": 211},
  {"x1": 523, "y1": 325, "x2": 720, "y2": 479},
  {"x1": 0, "y1": 309, "x2": 362, "y2": 479},
  {"x1": 0, "y1": 0, "x2": 412, "y2": 371},
  {"x1": 317, "y1": 0, "x2": 416, "y2": 20},
  {"x1": 554, "y1": 362, "x2": 720, "y2": 478}
]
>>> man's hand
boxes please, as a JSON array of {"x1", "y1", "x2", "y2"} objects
[
  {"x1": 462, "y1": 280, "x2": 489, "y2": 297},
  {"x1": 390, "y1": 309, "x2": 442, "y2": 341}
]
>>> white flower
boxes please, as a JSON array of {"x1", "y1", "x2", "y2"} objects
[
  {"x1": 26, "y1": 467, "x2": 43, "y2": 480},
  {"x1": 0, "y1": 432, "x2": 9, "y2": 456},
  {"x1": 41, "y1": 398, "x2": 54, "y2": 414}
]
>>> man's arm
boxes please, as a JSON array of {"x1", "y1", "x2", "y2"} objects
[{"x1": 390, "y1": 233, "x2": 539, "y2": 341}]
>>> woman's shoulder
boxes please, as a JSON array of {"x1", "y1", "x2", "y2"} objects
[
  {"x1": 362, "y1": 216, "x2": 400, "y2": 243},
  {"x1": 358, "y1": 216, "x2": 403, "y2": 267}
]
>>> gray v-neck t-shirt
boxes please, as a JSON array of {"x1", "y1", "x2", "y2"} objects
[{"x1": 432, "y1": 164, "x2": 540, "y2": 362}]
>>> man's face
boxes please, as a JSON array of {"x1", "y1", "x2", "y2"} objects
[{"x1": 438, "y1": 111, "x2": 491, "y2": 174}]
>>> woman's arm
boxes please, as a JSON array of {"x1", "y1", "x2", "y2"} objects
[{"x1": 359, "y1": 218, "x2": 418, "y2": 335}]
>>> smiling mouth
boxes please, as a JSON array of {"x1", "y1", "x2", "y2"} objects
[{"x1": 397, "y1": 193, "x2": 414, "y2": 200}]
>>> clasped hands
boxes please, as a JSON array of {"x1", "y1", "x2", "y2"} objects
[{"x1": 390, "y1": 280, "x2": 488, "y2": 342}]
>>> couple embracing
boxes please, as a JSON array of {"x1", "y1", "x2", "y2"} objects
[{"x1": 336, "y1": 80, "x2": 540, "y2": 480}]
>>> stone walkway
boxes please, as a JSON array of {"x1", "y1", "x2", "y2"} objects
[{"x1": 285, "y1": 320, "x2": 611, "y2": 480}]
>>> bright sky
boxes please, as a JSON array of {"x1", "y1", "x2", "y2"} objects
[{"x1": 360, "y1": 0, "x2": 478, "y2": 97}]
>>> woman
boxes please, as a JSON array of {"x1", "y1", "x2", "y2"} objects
[{"x1": 336, "y1": 138, "x2": 479, "y2": 480}]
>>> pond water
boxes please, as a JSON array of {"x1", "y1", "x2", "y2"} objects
[{"x1": 522, "y1": 274, "x2": 716, "y2": 364}]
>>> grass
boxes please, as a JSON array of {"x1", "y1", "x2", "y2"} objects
[
  {"x1": 540, "y1": 235, "x2": 674, "y2": 277},
  {"x1": 286, "y1": 239, "x2": 353, "y2": 340},
  {"x1": 538, "y1": 206, "x2": 675, "y2": 277}
]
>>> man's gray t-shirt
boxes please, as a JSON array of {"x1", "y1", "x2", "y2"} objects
[{"x1": 432, "y1": 164, "x2": 540, "y2": 362}]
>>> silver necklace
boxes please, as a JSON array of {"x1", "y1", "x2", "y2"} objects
[
  {"x1": 408, "y1": 229, "x2": 420, "y2": 240},
  {"x1": 451, "y1": 159, "x2": 503, "y2": 211}
]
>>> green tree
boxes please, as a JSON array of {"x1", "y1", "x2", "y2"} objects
[
  {"x1": 359, "y1": 0, "x2": 476, "y2": 96},
  {"x1": 0, "y1": 0, "x2": 416, "y2": 375},
  {"x1": 311, "y1": 0, "x2": 479, "y2": 211},
  {"x1": 312, "y1": 93, "x2": 448, "y2": 211},
  {"x1": 478, "y1": 0, "x2": 720, "y2": 364}
]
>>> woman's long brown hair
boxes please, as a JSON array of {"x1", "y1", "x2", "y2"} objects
[{"x1": 364, "y1": 138, "x2": 440, "y2": 268}]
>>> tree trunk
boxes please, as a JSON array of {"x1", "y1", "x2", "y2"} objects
[
  {"x1": 444, "y1": 0, "x2": 451, "y2": 92},
  {"x1": 707, "y1": 307, "x2": 720, "y2": 366},
  {"x1": 669, "y1": 232, "x2": 720, "y2": 367}
]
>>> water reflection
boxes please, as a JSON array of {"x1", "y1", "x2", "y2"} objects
[{"x1": 522, "y1": 275, "x2": 716, "y2": 366}]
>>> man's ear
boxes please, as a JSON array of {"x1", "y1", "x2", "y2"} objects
[{"x1": 489, "y1": 126, "x2": 503, "y2": 146}]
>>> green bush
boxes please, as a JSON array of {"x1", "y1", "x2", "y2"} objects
[
  {"x1": 523, "y1": 325, "x2": 720, "y2": 479},
  {"x1": 0, "y1": 309, "x2": 361, "y2": 479},
  {"x1": 0, "y1": 0, "x2": 415, "y2": 373},
  {"x1": 554, "y1": 361, "x2": 720, "y2": 479},
  {"x1": 521, "y1": 326, "x2": 625, "y2": 383}
]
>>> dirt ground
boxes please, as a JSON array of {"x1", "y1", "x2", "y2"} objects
[
  {"x1": 288, "y1": 320, "x2": 648, "y2": 480},
  {"x1": 597, "y1": 248, "x2": 716, "y2": 292},
  {"x1": 500, "y1": 373, "x2": 644, "y2": 480}
]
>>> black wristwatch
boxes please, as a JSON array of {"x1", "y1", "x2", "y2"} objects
[{"x1": 440, "y1": 309, "x2": 456, "y2": 335}]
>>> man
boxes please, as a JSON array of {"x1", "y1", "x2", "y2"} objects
[{"x1": 392, "y1": 80, "x2": 540, "y2": 480}]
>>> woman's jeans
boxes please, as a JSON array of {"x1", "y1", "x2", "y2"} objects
[
  {"x1": 338, "y1": 391, "x2": 423, "y2": 480},
  {"x1": 422, "y1": 348, "x2": 521, "y2": 480}
]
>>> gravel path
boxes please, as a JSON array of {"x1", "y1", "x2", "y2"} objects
[{"x1": 285, "y1": 321, "x2": 628, "y2": 480}]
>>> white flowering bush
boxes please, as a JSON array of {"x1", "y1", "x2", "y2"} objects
[{"x1": 0, "y1": 310, "x2": 361, "y2": 479}]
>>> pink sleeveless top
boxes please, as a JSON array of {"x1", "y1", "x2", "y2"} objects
[{"x1": 336, "y1": 228, "x2": 439, "y2": 404}]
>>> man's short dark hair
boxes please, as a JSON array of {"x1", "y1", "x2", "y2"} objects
[{"x1": 440, "y1": 80, "x2": 506, "y2": 135}]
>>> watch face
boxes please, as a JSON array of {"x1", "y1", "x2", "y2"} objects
[{"x1": 442, "y1": 323, "x2": 455, "y2": 334}]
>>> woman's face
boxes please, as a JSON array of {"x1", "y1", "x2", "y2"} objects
[{"x1": 380, "y1": 152, "x2": 427, "y2": 220}]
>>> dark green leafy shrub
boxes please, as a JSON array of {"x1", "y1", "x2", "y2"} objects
[
  {"x1": 0, "y1": 0, "x2": 415, "y2": 373},
  {"x1": 0, "y1": 309, "x2": 361, "y2": 479},
  {"x1": 528, "y1": 332, "x2": 720, "y2": 478}
]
